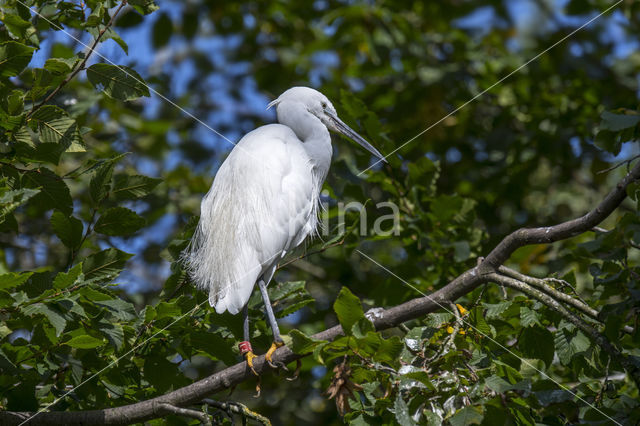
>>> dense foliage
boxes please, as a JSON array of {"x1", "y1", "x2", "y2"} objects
[{"x1": 1, "y1": 0, "x2": 639, "y2": 424}]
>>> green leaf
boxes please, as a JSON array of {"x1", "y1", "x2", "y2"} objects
[
  {"x1": 333, "y1": 287, "x2": 365, "y2": 335},
  {"x1": 484, "y1": 301, "x2": 512, "y2": 319},
  {"x1": 23, "y1": 168, "x2": 73, "y2": 215},
  {"x1": 393, "y1": 393, "x2": 416, "y2": 426},
  {"x1": 21, "y1": 303, "x2": 66, "y2": 336},
  {"x1": 50, "y1": 210, "x2": 83, "y2": 248},
  {"x1": 89, "y1": 160, "x2": 115, "y2": 205},
  {"x1": 94, "y1": 207, "x2": 145, "y2": 236},
  {"x1": 30, "y1": 105, "x2": 85, "y2": 153},
  {"x1": 111, "y1": 174, "x2": 161, "y2": 200},
  {"x1": 53, "y1": 264, "x2": 83, "y2": 289},
  {"x1": 65, "y1": 334, "x2": 104, "y2": 349},
  {"x1": 600, "y1": 110, "x2": 640, "y2": 131},
  {"x1": 519, "y1": 306, "x2": 541, "y2": 327},
  {"x1": 519, "y1": 326, "x2": 554, "y2": 367},
  {"x1": 0, "y1": 41, "x2": 35, "y2": 77},
  {"x1": 129, "y1": 0, "x2": 160, "y2": 15},
  {"x1": 152, "y1": 13, "x2": 173, "y2": 48},
  {"x1": 85, "y1": 3, "x2": 104, "y2": 26},
  {"x1": 449, "y1": 406, "x2": 484, "y2": 426},
  {"x1": 190, "y1": 331, "x2": 236, "y2": 365},
  {"x1": 289, "y1": 329, "x2": 326, "y2": 354},
  {"x1": 82, "y1": 248, "x2": 133, "y2": 283},
  {"x1": 86, "y1": 64, "x2": 150, "y2": 101},
  {"x1": 44, "y1": 57, "x2": 78, "y2": 75},
  {"x1": 94, "y1": 298, "x2": 137, "y2": 321},
  {"x1": 0, "y1": 188, "x2": 39, "y2": 224},
  {"x1": 0, "y1": 271, "x2": 33, "y2": 290}
]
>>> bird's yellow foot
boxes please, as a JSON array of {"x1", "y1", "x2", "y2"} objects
[
  {"x1": 265, "y1": 340, "x2": 286, "y2": 369},
  {"x1": 245, "y1": 351, "x2": 259, "y2": 376},
  {"x1": 239, "y1": 341, "x2": 259, "y2": 376}
]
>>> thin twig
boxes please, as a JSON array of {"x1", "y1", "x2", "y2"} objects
[
  {"x1": 597, "y1": 153, "x2": 640, "y2": 174},
  {"x1": 154, "y1": 402, "x2": 211, "y2": 426},
  {"x1": 201, "y1": 399, "x2": 271, "y2": 426},
  {"x1": 498, "y1": 265, "x2": 634, "y2": 334},
  {"x1": 27, "y1": 0, "x2": 128, "y2": 119},
  {"x1": 489, "y1": 272, "x2": 640, "y2": 389},
  {"x1": 277, "y1": 236, "x2": 346, "y2": 270}
]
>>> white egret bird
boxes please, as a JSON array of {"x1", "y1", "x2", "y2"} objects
[{"x1": 183, "y1": 86, "x2": 386, "y2": 373}]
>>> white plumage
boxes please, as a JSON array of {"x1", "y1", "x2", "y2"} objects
[{"x1": 183, "y1": 87, "x2": 385, "y2": 317}]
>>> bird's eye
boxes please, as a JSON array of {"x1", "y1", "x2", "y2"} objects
[{"x1": 321, "y1": 102, "x2": 327, "y2": 109}]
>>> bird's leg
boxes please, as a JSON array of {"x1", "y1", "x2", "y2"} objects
[
  {"x1": 239, "y1": 303, "x2": 258, "y2": 376},
  {"x1": 258, "y1": 279, "x2": 286, "y2": 369}
]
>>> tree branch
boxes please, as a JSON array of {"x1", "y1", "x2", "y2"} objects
[
  {"x1": 497, "y1": 265, "x2": 635, "y2": 334},
  {"x1": 153, "y1": 402, "x2": 210, "y2": 426},
  {"x1": 481, "y1": 161, "x2": 640, "y2": 272},
  {"x1": 3, "y1": 160, "x2": 639, "y2": 425},
  {"x1": 26, "y1": 0, "x2": 128, "y2": 119},
  {"x1": 487, "y1": 272, "x2": 640, "y2": 389}
]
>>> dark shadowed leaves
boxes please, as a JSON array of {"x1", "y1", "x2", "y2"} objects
[
  {"x1": 333, "y1": 287, "x2": 365, "y2": 335},
  {"x1": 519, "y1": 326, "x2": 554, "y2": 367},
  {"x1": 0, "y1": 41, "x2": 35, "y2": 77},
  {"x1": 82, "y1": 248, "x2": 133, "y2": 283},
  {"x1": 86, "y1": 64, "x2": 150, "y2": 101},
  {"x1": 50, "y1": 210, "x2": 83, "y2": 248},
  {"x1": 94, "y1": 207, "x2": 146, "y2": 236}
]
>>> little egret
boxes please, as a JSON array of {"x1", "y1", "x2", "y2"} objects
[{"x1": 183, "y1": 86, "x2": 386, "y2": 373}]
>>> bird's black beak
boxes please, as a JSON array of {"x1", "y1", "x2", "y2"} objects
[{"x1": 327, "y1": 111, "x2": 387, "y2": 164}]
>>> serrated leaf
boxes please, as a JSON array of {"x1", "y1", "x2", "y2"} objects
[
  {"x1": 520, "y1": 306, "x2": 540, "y2": 327},
  {"x1": 519, "y1": 326, "x2": 554, "y2": 367},
  {"x1": 98, "y1": 322, "x2": 124, "y2": 350},
  {"x1": 0, "y1": 41, "x2": 35, "y2": 77},
  {"x1": 50, "y1": 210, "x2": 83, "y2": 248},
  {"x1": 30, "y1": 105, "x2": 84, "y2": 152},
  {"x1": 65, "y1": 334, "x2": 104, "y2": 349},
  {"x1": 0, "y1": 188, "x2": 39, "y2": 223},
  {"x1": 0, "y1": 271, "x2": 33, "y2": 290},
  {"x1": 289, "y1": 329, "x2": 326, "y2": 354},
  {"x1": 95, "y1": 297, "x2": 137, "y2": 321},
  {"x1": 94, "y1": 207, "x2": 145, "y2": 236},
  {"x1": 86, "y1": 64, "x2": 150, "y2": 101},
  {"x1": 111, "y1": 174, "x2": 161, "y2": 200},
  {"x1": 333, "y1": 287, "x2": 365, "y2": 335},
  {"x1": 23, "y1": 168, "x2": 73, "y2": 215},
  {"x1": 21, "y1": 303, "x2": 66, "y2": 336},
  {"x1": 449, "y1": 406, "x2": 484, "y2": 426},
  {"x1": 89, "y1": 160, "x2": 115, "y2": 205},
  {"x1": 53, "y1": 264, "x2": 83, "y2": 289},
  {"x1": 82, "y1": 248, "x2": 133, "y2": 283},
  {"x1": 484, "y1": 301, "x2": 512, "y2": 319},
  {"x1": 393, "y1": 393, "x2": 416, "y2": 426},
  {"x1": 43, "y1": 57, "x2": 77, "y2": 76}
]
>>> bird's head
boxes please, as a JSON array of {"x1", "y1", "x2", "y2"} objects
[{"x1": 268, "y1": 86, "x2": 387, "y2": 163}]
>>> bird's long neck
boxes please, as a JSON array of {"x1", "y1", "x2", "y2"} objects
[{"x1": 277, "y1": 102, "x2": 332, "y2": 181}]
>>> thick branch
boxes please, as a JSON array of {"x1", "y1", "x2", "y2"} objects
[
  {"x1": 0, "y1": 269, "x2": 491, "y2": 425},
  {"x1": 3, "y1": 157, "x2": 639, "y2": 425},
  {"x1": 498, "y1": 266, "x2": 634, "y2": 334},
  {"x1": 481, "y1": 161, "x2": 640, "y2": 272},
  {"x1": 488, "y1": 272, "x2": 640, "y2": 389}
]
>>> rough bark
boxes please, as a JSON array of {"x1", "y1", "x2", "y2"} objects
[{"x1": 3, "y1": 162, "x2": 639, "y2": 425}]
